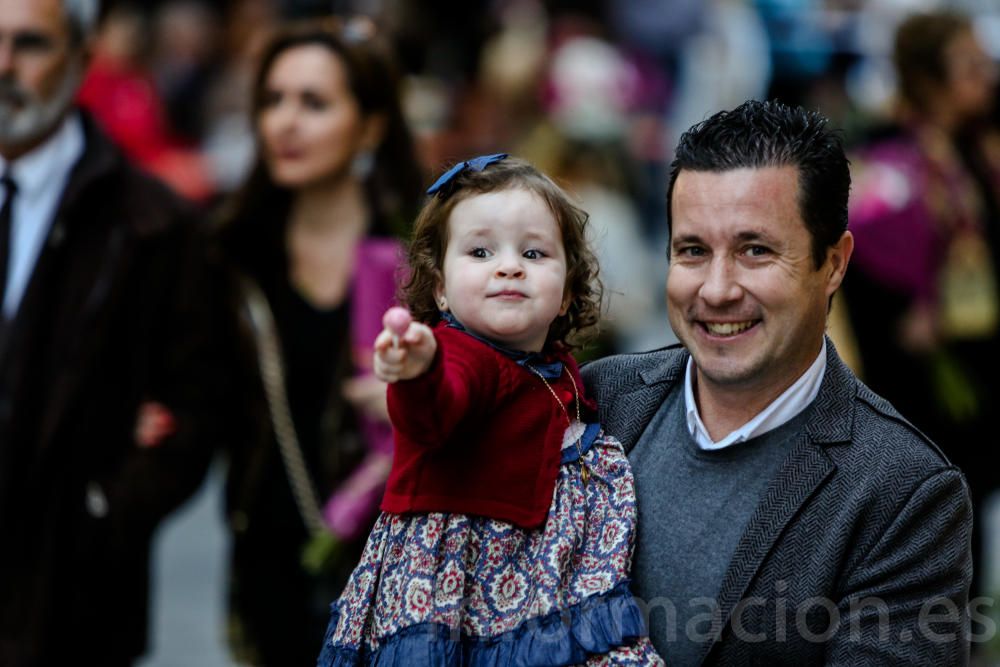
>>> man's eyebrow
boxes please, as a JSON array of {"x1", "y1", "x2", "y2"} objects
[
  {"x1": 734, "y1": 230, "x2": 780, "y2": 244},
  {"x1": 670, "y1": 230, "x2": 780, "y2": 248},
  {"x1": 4, "y1": 30, "x2": 57, "y2": 48},
  {"x1": 670, "y1": 233, "x2": 703, "y2": 246}
]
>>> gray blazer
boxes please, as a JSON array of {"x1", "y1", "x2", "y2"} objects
[{"x1": 582, "y1": 340, "x2": 973, "y2": 666}]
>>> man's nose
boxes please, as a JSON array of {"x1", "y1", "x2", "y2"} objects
[
  {"x1": 698, "y1": 258, "x2": 743, "y2": 305},
  {"x1": 0, "y1": 39, "x2": 14, "y2": 75}
]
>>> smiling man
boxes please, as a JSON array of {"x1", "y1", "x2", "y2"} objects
[{"x1": 583, "y1": 100, "x2": 972, "y2": 665}]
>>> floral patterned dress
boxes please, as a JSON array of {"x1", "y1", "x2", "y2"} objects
[{"x1": 317, "y1": 422, "x2": 663, "y2": 666}]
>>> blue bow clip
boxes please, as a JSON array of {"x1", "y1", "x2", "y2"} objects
[{"x1": 426, "y1": 153, "x2": 509, "y2": 195}]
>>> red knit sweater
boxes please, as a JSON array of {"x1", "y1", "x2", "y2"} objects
[{"x1": 381, "y1": 323, "x2": 595, "y2": 529}]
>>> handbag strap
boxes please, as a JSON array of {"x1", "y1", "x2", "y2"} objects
[{"x1": 240, "y1": 276, "x2": 327, "y2": 536}]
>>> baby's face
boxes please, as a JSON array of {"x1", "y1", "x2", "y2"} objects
[{"x1": 436, "y1": 188, "x2": 569, "y2": 352}]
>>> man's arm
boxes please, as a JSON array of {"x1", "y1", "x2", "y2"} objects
[
  {"x1": 827, "y1": 466, "x2": 972, "y2": 665},
  {"x1": 105, "y1": 216, "x2": 231, "y2": 537}
]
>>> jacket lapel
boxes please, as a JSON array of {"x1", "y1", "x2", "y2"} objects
[
  {"x1": 697, "y1": 340, "x2": 856, "y2": 663},
  {"x1": 35, "y1": 227, "x2": 128, "y2": 449},
  {"x1": 602, "y1": 349, "x2": 685, "y2": 453},
  {"x1": 10, "y1": 120, "x2": 128, "y2": 450}
]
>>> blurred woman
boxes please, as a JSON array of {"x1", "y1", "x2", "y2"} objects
[
  {"x1": 215, "y1": 18, "x2": 422, "y2": 666},
  {"x1": 845, "y1": 10, "x2": 1000, "y2": 598}
]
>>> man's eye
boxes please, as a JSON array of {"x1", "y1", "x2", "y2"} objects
[
  {"x1": 675, "y1": 246, "x2": 705, "y2": 257},
  {"x1": 744, "y1": 245, "x2": 770, "y2": 257},
  {"x1": 470, "y1": 247, "x2": 489, "y2": 258},
  {"x1": 523, "y1": 249, "x2": 546, "y2": 259},
  {"x1": 13, "y1": 33, "x2": 54, "y2": 53}
]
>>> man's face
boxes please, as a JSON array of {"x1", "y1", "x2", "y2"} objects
[
  {"x1": 0, "y1": 0, "x2": 83, "y2": 157},
  {"x1": 667, "y1": 166, "x2": 852, "y2": 403}
]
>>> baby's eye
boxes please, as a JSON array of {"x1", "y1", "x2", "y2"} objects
[
  {"x1": 470, "y1": 247, "x2": 490, "y2": 258},
  {"x1": 523, "y1": 249, "x2": 547, "y2": 260}
]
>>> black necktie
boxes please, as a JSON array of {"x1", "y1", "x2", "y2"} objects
[{"x1": 0, "y1": 172, "x2": 16, "y2": 311}]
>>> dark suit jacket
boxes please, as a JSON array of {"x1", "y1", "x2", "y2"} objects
[
  {"x1": 582, "y1": 340, "x2": 973, "y2": 666},
  {"x1": 0, "y1": 115, "x2": 229, "y2": 665}
]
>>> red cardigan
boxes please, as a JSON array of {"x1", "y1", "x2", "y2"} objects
[{"x1": 381, "y1": 323, "x2": 595, "y2": 529}]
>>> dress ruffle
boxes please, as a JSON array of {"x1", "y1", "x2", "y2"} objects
[{"x1": 318, "y1": 580, "x2": 647, "y2": 666}]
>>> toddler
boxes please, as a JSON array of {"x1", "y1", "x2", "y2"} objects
[{"x1": 318, "y1": 154, "x2": 662, "y2": 665}]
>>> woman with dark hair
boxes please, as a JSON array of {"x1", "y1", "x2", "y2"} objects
[
  {"x1": 215, "y1": 17, "x2": 423, "y2": 666},
  {"x1": 845, "y1": 10, "x2": 1000, "y2": 601}
]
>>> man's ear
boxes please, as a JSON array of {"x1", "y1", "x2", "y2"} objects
[{"x1": 824, "y1": 230, "x2": 854, "y2": 297}]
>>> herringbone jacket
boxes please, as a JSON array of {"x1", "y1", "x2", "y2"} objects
[{"x1": 582, "y1": 340, "x2": 972, "y2": 666}]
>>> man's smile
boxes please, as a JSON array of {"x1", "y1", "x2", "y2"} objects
[{"x1": 698, "y1": 320, "x2": 760, "y2": 337}]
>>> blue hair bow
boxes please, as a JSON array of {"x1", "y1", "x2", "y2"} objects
[{"x1": 426, "y1": 153, "x2": 508, "y2": 196}]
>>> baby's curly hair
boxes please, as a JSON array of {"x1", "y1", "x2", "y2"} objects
[{"x1": 401, "y1": 156, "x2": 602, "y2": 349}]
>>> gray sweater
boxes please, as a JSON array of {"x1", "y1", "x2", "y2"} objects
[{"x1": 630, "y1": 384, "x2": 810, "y2": 665}]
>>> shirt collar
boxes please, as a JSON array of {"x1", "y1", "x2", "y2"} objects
[
  {"x1": 0, "y1": 113, "x2": 84, "y2": 201},
  {"x1": 684, "y1": 338, "x2": 827, "y2": 450},
  {"x1": 440, "y1": 310, "x2": 563, "y2": 378}
]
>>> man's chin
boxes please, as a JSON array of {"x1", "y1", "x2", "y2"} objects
[
  {"x1": 0, "y1": 69, "x2": 80, "y2": 152},
  {"x1": 0, "y1": 108, "x2": 65, "y2": 152},
  {"x1": 688, "y1": 346, "x2": 765, "y2": 389}
]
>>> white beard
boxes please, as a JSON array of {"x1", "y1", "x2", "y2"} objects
[{"x1": 0, "y1": 62, "x2": 83, "y2": 148}]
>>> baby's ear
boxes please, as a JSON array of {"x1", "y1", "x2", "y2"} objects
[
  {"x1": 559, "y1": 291, "x2": 572, "y2": 316},
  {"x1": 434, "y1": 281, "x2": 448, "y2": 312}
]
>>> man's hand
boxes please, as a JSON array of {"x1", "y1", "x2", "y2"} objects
[
  {"x1": 373, "y1": 307, "x2": 436, "y2": 383},
  {"x1": 134, "y1": 401, "x2": 177, "y2": 448}
]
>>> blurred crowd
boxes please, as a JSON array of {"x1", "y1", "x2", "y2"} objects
[
  {"x1": 3, "y1": 0, "x2": 1000, "y2": 665},
  {"x1": 77, "y1": 0, "x2": 1000, "y2": 352}
]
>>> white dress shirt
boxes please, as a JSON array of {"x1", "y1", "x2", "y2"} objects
[
  {"x1": 0, "y1": 113, "x2": 85, "y2": 319},
  {"x1": 684, "y1": 338, "x2": 827, "y2": 450}
]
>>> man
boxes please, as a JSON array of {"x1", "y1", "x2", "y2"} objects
[
  {"x1": 583, "y1": 100, "x2": 972, "y2": 665},
  {"x1": 0, "y1": 0, "x2": 227, "y2": 664}
]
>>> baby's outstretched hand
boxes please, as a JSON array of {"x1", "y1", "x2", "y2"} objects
[{"x1": 374, "y1": 307, "x2": 437, "y2": 383}]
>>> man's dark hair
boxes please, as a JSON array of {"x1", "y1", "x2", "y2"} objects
[{"x1": 666, "y1": 99, "x2": 850, "y2": 268}]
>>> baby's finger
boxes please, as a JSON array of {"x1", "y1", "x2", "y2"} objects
[
  {"x1": 374, "y1": 357, "x2": 402, "y2": 383},
  {"x1": 380, "y1": 346, "x2": 408, "y2": 365},
  {"x1": 374, "y1": 328, "x2": 396, "y2": 353},
  {"x1": 402, "y1": 322, "x2": 431, "y2": 346},
  {"x1": 379, "y1": 357, "x2": 403, "y2": 373}
]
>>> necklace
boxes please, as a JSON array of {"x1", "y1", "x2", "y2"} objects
[{"x1": 526, "y1": 364, "x2": 590, "y2": 486}]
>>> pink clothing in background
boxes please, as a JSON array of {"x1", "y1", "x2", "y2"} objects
[{"x1": 322, "y1": 237, "x2": 405, "y2": 540}]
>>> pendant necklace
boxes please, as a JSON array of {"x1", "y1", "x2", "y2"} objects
[{"x1": 526, "y1": 364, "x2": 591, "y2": 487}]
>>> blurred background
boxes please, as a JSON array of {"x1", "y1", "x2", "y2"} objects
[{"x1": 79, "y1": 0, "x2": 998, "y2": 664}]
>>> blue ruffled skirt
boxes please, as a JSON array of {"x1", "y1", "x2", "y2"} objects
[{"x1": 317, "y1": 424, "x2": 663, "y2": 666}]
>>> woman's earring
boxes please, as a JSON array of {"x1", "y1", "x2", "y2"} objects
[{"x1": 351, "y1": 149, "x2": 374, "y2": 180}]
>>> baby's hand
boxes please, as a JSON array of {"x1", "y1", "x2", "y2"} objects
[{"x1": 373, "y1": 307, "x2": 437, "y2": 383}]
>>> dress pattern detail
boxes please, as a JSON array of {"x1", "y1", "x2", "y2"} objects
[{"x1": 318, "y1": 426, "x2": 663, "y2": 665}]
